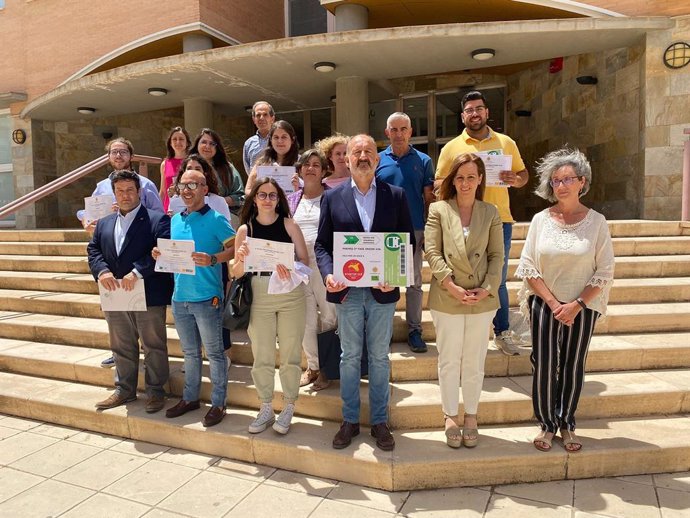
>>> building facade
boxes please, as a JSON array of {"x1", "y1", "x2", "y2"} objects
[{"x1": 1, "y1": 0, "x2": 689, "y2": 227}]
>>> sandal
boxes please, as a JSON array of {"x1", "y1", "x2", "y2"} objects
[
  {"x1": 462, "y1": 414, "x2": 479, "y2": 448},
  {"x1": 533, "y1": 430, "x2": 554, "y2": 452},
  {"x1": 560, "y1": 429, "x2": 582, "y2": 452},
  {"x1": 444, "y1": 416, "x2": 462, "y2": 449},
  {"x1": 299, "y1": 368, "x2": 319, "y2": 387},
  {"x1": 311, "y1": 372, "x2": 331, "y2": 391}
]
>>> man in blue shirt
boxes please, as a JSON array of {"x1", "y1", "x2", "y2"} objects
[
  {"x1": 376, "y1": 112, "x2": 434, "y2": 353},
  {"x1": 158, "y1": 168, "x2": 236, "y2": 428},
  {"x1": 242, "y1": 101, "x2": 275, "y2": 174}
]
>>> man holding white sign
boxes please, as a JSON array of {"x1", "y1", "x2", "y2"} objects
[
  {"x1": 87, "y1": 170, "x2": 173, "y2": 413},
  {"x1": 435, "y1": 91, "x2": 530, "y2": 356},
  {"x1": 315, "y1": 134, "x2": 415, "y2": 452}
]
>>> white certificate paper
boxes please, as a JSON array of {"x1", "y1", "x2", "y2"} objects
[
  {"x1": 98, "y1": 281, "x2": 147, "y2": 311},
  {"x1": 84, "y1": 195, "x2": 114, "y2": 223},
  {"x1": 154, "y1": 238, "x2": 196, "y2": 275},
  {"x1": 476, "y1": 153, "x2": 512, "y2": 187},
  {"x1": 256, "y1": 165, "x2": 296, "y2": 195},
  {"x1": 333, "y1": 232, "x2": 411, "y2": 287},
  {"x1": 243, "y1": 237, "x2": 295, "y2": 273}
]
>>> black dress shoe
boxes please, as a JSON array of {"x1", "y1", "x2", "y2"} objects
[
  {"x1": 370, "y1": 422, "x2": 395, "y2": 451},
  {"x1": 165, "y1": 399, "x2": 200, "y2": 418},
  {"x1": 202, "y1": 406, "x2": 226, "y2": 427},
  {"x1": 332, "y1": 421, "x2": 360, "y2": 449}
]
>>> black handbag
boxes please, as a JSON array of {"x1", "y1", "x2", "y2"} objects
[
  {"x1": 223, "y1": 221, "x2": 253, "y2": 331},
  {"x1": 223, "y1": 273, "x2": 252, "y2": 331}
]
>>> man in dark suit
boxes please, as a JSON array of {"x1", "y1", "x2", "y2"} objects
[
  {"x1": 315, "y1": 134, "x2": 415, "y2": 451},
  {"x1": 87, "y1": 170, "x2": 173, "y2": 413}
]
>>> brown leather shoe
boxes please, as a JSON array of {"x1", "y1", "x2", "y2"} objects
[
  {"x1": 145, "y1": 395, "x2": 166, "y2": 414},
  {"x1": 370, "y1": 422, "x2": 395, "y2": 451},
  {"x1": 95, "y1": 392, "x2": 136, "y2": 410},
  {"x1": 311, "y1": 372, "x2": 331, "y2": 391},
  {"x1": 299, "y1": 368, "x2": 319, "y2": 387},
  {"x1": 202, "y1": 406, "x2": 226, "y2": 427},
  {"x1": 165, "y1": 399, "x2": 200, "y2": 418},
  {"x1": 332, "y1": 421, "x2": 360, "y2": 449}
]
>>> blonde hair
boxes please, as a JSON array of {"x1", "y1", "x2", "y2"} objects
[{"x1": 315, "y1": 134, "x2": 350, "y2": 175}]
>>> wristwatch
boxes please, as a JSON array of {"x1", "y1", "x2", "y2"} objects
[{"x1": 210, "y1": 255, "x2": 218, "y2": 266}]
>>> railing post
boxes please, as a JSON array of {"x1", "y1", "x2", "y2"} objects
[{"x1": 680, "y1": 128, "x2": 690, "y2": 221}]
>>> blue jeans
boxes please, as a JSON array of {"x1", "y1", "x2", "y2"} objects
[
  {"x1": 172, "y1": 299, "x2": 228, "y2": 408},
  {"x1": 493, "y1": 222, "x2": 512, "y2": 334},
  {"x1": 336, "y1": 287, "x2": 395, "y2": 425}
]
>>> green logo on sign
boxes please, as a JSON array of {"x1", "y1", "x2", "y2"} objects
[
  {"x1": 344, "y1": 235, "x2": 359, "y2": 245},
  {"x1": 384, "y1": 234, "x2": 402, "y2": 251}
]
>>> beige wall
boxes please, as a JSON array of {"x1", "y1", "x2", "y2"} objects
[
  {"x1": 505, "y1": 43, "x2": 645, "y2": 221},
  {"x1": 640, "y1": 17, "x2": 690, "y2": 220}
]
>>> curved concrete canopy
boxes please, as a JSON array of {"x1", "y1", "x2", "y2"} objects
[{"x1": 22, "y1": 17, "x2": 673, "y2": 122}]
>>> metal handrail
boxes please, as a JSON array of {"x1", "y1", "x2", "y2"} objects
[{"x1": 0, "y1": 154, "x2": 162, "y2": 220}]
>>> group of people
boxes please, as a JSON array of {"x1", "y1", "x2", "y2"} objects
[{"x1": 83, "y1": 91, "x2": 614, "y2": 453}]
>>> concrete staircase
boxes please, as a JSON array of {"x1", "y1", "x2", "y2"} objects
[{"x1": 1, "y1": 222, "x2": 690, "y2": 491}]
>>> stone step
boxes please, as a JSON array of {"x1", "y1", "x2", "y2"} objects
[
  {"x1": 1, "y1": 371, "x2": 689, "y2": 491},
  {"x1": 0, "y1": 255, "x2": 90, "y2": 274},
  {"x1": 0, "y1": 229, "x2": 90, "y2": 243},
  {"x1": 0, "y1": 242, "x2": 88, "y2": 256},
  {"x1": 399, "y1": 277, "x2": 690, "y2": 309},
  {"x1": 507, "y1": 236, "x2": 690, "y2": 259},
  {"x1": 0, "y1": 271, "x2": 97, "y2": 294},
  {"x1": 392, "y1": 302, "x2": 690, "y2": 341},
  {"x1": 2, "y1": 310, "x2": 690, "y2": 381},
  {"x1": 1, "y1": 337, "x2": 687, "y2": 429}
]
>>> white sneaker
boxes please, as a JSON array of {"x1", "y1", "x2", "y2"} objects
[
  {"x1": 248, "y1": 403, "x2": 275, "y2": 434},
  {"x1": 272, "y1": 403, "x2": 295, "y2": 435},
  {"x1": 494, "y1": 330, "x2": 527, "y2": 356}
]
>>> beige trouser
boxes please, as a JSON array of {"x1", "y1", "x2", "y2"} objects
[
  {"x1": 431, "y1": 309, "x2": 496, "y2": 416},
  {"x1": 248, "y1": 276, "x2": 306, "y2": 403},
  {"x1": 302, "y1": 262, "x2": 337, "y2": 370}
]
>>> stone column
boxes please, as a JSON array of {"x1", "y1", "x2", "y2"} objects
[
  {"x1": 336, "y1": 76, "x2": 368, "y2": 136},
  {"x1": 334, "y1": 3, "x2": 368, "y2": 31},
  {"x1": 184, "y1": 98, "x2": 213, "y2": 139},
  {"x1": 183, "y1": 34, "x2": 213, "y2": 53}
]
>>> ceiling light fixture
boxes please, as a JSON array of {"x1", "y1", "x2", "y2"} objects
[
  {"x1": 471, "y1": 48, "x2": 495, "y2": 61},
  {"x1": 148, "y1": 87, "x2": 168, "y2": 96},
  {"x1": 576, "y1": 75, "x2": 598, "y2": 85},
  {"x1": 77, "y1": 107, "x2": 96, "y2": 114},
  {"x1": 314, "y1": 61, "x2": 336, "y2": 73}
]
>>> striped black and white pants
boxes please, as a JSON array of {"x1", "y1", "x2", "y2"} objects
[{"x1": 529, "y1": 295, "x2": 599, "y2": 433}]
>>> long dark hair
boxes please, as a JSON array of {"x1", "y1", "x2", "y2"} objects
[
  {"x1": 438, "y1": 153, "x2": 486, "y2": 201},
  {"x1": 239, "y1": 177, "x2": 290, "y2": 225},
  {"x1": 190, "y1": 128, "x2": 232, "y2": 190},
  {"x1": 256, "y1": 120, "x2": 300, "y2": 167},
  {"x1": 165, "y1": 126, "x2": 191, "y2": 159},
  {"x1": 174, "y1": 154, "x2": 219, "y2": 195}
]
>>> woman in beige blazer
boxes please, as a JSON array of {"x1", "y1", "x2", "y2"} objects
[{"x1": 425, "y1": 153, "x2": 504, "y2": 448}]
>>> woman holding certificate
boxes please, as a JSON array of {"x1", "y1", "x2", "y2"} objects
[
  {"x1": 287, "y1": 149, "x2": 337, "y2": 391},
  {"x1": 244, "y1": 120, "x2": 300, "y2": 195},
  {"x1": 159, "y1": 126, "x2": 190, "y2": 212},
  {"x1": 425, "y1": 153, "x2": 504, "y2": 449},
  {"x1": 232, "y1": 178, "x2": 309, "y2": 435}
]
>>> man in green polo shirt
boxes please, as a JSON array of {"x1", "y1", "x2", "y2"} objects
[{"x1": 435, "y1": 90, "x2": 530, "y2": 355}]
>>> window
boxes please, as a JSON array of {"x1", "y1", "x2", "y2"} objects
[{"x1": 287, "y1": 0, "x2": 327, "y2": 36}]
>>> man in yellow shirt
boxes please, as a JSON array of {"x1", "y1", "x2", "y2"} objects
[{"x1": 435, "y1": 91, "x2": 529, "y2": 355}]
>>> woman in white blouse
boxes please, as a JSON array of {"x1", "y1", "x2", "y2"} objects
[
  {"x1": 516, "y1": 148, "x2": 614, "y2": 453},
  {"x1": 287, "y1": 149, "x2": 337, "y2": 390}
]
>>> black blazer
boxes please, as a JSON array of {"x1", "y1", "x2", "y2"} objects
[
  {"x1": 315, "y1": 180, "x2": 415, "y2": 304},
  {"x1": 87, "y1": 206, "x2": 173, "y2": 307}
]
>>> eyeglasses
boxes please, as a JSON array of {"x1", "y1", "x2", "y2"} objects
[
  {"x1": 257, "y1": 192, "x2": 278, "y2": 201},
  {"x1": 109, "y1": 149, "x2": 130, "y2": 156},
  {"x1": 549, "y1": 176, "x2": 581, "y2": 188},
  {"x1": 462, "y1": 106, "x2": 487, "y2": 115},
  {"x1": 176, "y1": 181, "x2": 206, "y2": 192},
  {"x1": 198, "y1": 139, "x2": 217, "y2": 147}
]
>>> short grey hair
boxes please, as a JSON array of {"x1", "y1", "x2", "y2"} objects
[
  {"x1": 534, "y1": 147, "x2": 592, "y2": 203},
  {"x1": 386, "y1": 112, "x2": 411, "y2": 129},
  {"x1": 252, "y1": 101, "x2": 274, "y2": 117}
]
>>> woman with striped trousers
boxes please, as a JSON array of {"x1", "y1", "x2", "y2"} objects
[{"x1": 516, "y1": 148, "x2": 614, "y2": 452}]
